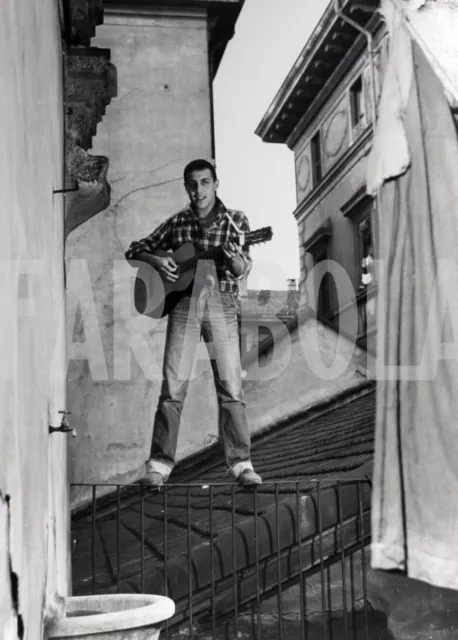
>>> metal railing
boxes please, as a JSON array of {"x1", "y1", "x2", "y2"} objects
[{"x1": 71, "y1": 478, "x2": 378, "y2": 639}]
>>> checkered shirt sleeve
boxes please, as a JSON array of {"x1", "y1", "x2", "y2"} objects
[
  {"x1": 125, "y1": 215, "x2": 175, "y2": 260},
  {"x1": 125, "y1": 203, "x2": 252, "y2": 293}
]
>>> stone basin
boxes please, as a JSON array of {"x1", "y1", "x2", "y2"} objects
[{"x1": 46, "y1": 594, "x2": 175, "y2": 640}]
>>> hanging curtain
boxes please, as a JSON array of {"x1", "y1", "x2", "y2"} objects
[{"x1": 369, "y1": 8, "x2": 458, "y2": 590}]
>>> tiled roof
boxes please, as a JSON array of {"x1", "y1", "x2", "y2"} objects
[
  {"x1": 173, "y1": 382, "x2": 375, "y2": 484},
  {"x1": 72, "y1": 383, "x2": 375, "y2": 620}
]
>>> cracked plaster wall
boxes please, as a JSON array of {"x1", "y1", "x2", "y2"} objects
[
  {"x1": 0, "y1": 1, "x2": 70, "y2": 637},
  {"x1": 66, "y1": 7, "x2": 217, "y2": 503}
]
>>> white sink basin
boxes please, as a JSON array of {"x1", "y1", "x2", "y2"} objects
[{"x1": 46, "y1": 594, "x2": 175, "y2": 640}]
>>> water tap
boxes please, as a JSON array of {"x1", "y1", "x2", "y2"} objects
[{"x1": 49, "y1": 411, "x2": 76, "y2": 437}]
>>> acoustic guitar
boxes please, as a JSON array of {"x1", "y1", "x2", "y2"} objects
[{"x1": 132, "y1": 226, "x2": 273, "y2": 318}]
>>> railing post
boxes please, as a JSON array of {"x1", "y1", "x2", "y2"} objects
[
  {"x1": 275, "y1": 484, "x2": 283, "y2": 640},
  {"x1": 116, "y1": 486, "x2": 121, "y2": 593},
  {"x1": 296, "y1": 483, "x2": 306, "y2": 640},
  {"x1": 91, "y1": 485, "x2": 96, "y2": 595}
]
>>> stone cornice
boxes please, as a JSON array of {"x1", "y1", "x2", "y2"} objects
[
  {"x1": 256, "y1": 0, "x2": 381, "y2": 145},
  {"x1": 62, "y1": 1, "x2": 118, "y2": 237},
  {"x1": 102, "y1": 0, "x2": 244, "y2": 77}
]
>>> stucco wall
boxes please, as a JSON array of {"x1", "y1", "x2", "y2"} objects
[
  {"x1": 0, "y1": 1, "x2": 69, "y2": 638},
  {"x1": 67, "y1": 6, "x2": 219, "y2": 501}
]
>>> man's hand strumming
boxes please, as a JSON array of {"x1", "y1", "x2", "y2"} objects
[{"x1": 150, "y1": 255, "x2": 179, "y2": 282}]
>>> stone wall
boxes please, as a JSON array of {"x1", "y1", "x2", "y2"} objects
[{"x1": 0, "y1": 1, "x2": 69, "y2": 637}]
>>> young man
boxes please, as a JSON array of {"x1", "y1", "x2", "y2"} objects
[{"x1": 125, "y1": 159, "x2": 262, "y2": 487}]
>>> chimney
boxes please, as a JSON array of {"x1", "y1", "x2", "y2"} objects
[{"x1": 287, "y1": 278, "x2": 297, "y2": 292}]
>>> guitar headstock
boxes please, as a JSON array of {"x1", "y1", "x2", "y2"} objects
[{"x1": 244, "y1": 226, "x2": 273, "y2": 247}]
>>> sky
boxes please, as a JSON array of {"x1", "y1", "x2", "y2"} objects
[{"x1": 214, "y1": 0, "x2": 330, "y2": 291}]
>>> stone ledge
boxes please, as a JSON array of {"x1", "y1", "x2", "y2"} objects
[{"x1": 64, "y1": 139, "x2": 110, "y2": 236}]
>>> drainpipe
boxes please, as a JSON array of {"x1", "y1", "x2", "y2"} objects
[
  {"x1": 334, "y1": 0, "x2": 378, "y2": 126},
  {"x1": 334, "y1": 0, "x2": 381, "y2": 276}
]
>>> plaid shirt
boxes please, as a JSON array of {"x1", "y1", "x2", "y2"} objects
[{"x1": 125, "y1": 198, "x2": 252, "y2": 294}]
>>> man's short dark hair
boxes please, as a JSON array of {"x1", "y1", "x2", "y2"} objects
[{"x1": 184, "y1": 159, "x2": 218, "y2": 182}]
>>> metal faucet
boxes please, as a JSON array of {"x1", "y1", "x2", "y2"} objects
[{"x1": 49, "y1": 411, "x2": 76, "y2": 437}]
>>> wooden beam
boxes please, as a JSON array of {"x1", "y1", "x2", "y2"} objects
[
  {"x1": 275, "y1": 122, "x2": 291, "y2": 132},
  {"x1": 268, "y1": 132, "x2": 282, "y2": 142},
  {"x1": 294, "y1": 86, "x2": 313, "y2": 99},
  {"x1": 295, "y1": 83, "x2": 314, "y2": 95},
  {"x1": 324, "y1": 43, "x2": 346, "y2": 55},
  {"x1": 302, "y1": 74, "x2": 325, "y2": 86},
  {"x1": 331, "y1": 30, "x2": 354, "y2": 43},
  {"x1": 287, "y1": 102, "x2": 305, "y2": 118},
  {"x1": 313, "y1": 59, "x2": 335, "y2": 72},
  {"x1": 280, "y1": 112, "x2": 300, "y2": 126}
]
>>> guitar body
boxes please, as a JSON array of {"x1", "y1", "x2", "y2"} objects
[
  {"x1": 132, "y1": 226, "x2": 273, "y2": 319},
  {"x1": 134, "y1": 244, "x2": 196, "y2": 319}
]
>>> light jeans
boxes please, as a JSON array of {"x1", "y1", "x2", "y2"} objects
[{"x1": 146, "y1": 287, "x2": 253, "y2": 480}]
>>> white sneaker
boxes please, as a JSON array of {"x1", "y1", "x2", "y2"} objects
[{"x1": 237, "y1": 469, "x2": 263, "y2": 487}]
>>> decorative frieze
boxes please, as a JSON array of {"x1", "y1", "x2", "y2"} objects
[
  {"x1": 295, "y1": 146, "x2": 313, "y2": 201},
  {"x1": 322, "y1": 96, "x2": 350, "y2": 173}
]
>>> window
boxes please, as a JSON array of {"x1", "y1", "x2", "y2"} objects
[
  {"x1": 303, "y1": 221, "x2": 336, "y2": 322},
  {"x1": 356, "y1": 212, "x2": 376, "y2": 339},
  {"x1": 314, "y1": 251, "x2": 338, "y2": 320},
  {"x1": 310, "y1": 131, "x2": 322, "y2": 186},
  {"x1": 342, "y1": 192, "x2": 376, "y2": 339},
  {"x1": 350, "y1": 76, "x2": 365, "y2": 129},
  {"x1": 356, "y1": 215, "x2": 374, "y2": 291}
]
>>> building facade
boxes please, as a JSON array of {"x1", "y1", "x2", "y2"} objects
[{"x1": 256, "y1": 0, "x2": 387, "y2": 354}]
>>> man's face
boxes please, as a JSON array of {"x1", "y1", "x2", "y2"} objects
[{"x1": 185, "y1": 169, "x2": 219, "y2": 214}]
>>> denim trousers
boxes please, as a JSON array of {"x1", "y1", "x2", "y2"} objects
[{"x1": 147, "y1": 287, "x2": 252, "y2": 479}]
